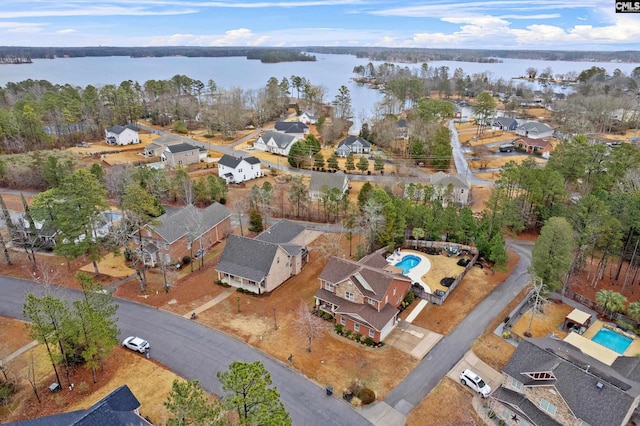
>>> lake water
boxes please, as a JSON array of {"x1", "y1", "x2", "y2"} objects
[{"x1": 1, "y1": 53, "x2": 638, "y2": 130}]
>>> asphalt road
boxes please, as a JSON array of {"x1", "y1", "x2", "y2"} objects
[
  {"x1": 0, "y1": 276, "x2": 371, "y2": 426},
  {"x1": 385, "y1": 240, "x2": 533, "y2": 413}
]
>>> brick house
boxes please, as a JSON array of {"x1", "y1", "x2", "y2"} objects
[
  {"x1": 160, "y1": 143, "x2": 202, "y2": 167},
  {"x1": 490, "y1": 337, "x2": 640, "y2": 426},
  {"x1": 514, "y1": 137, "x2": 554, "y2": 158},
  {"x1": 314, "y1": 251, "x2": 412, "y2": 342},
  {"x1": 105, "y1": 124, "x2": 139, "y2": 146},
  {"x1": 134, "y1": 203, "x2": 231, "y2": 266},
  {"x1": 215, "y1": 220, "x2": 312, "y2": 294}
]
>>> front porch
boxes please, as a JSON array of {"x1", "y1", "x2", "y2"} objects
[{"x1": 217, "y1": 272, "x2": 266, "y2": 295}]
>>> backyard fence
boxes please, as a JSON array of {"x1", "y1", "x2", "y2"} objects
[
  {"x1": 403, "y1": 240, "x2": 479, "y2": 306},
  {"x1": 564, "y1": 289, "x2": 640, "y2": 329}
]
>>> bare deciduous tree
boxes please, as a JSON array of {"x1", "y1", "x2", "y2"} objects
[{"x1": 293, "y1": 300, "x2": 325, "y2": 353}]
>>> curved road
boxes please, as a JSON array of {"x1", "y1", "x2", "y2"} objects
[{"x1": 0, "y1": 276, "x2": 370, "y2": 426}]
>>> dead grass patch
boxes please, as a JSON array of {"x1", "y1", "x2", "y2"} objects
[
  {"x1": 510, "y1": 301, "x2": 572, "y2": 339},
  {"x1": 406, "y1": 377, "x2": 483, "y2": 426},
  {"x1": 468, "y1": 155, "x2": 546, "y2": 171}
]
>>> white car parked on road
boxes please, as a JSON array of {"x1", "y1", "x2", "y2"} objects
[
  {"x1": 460, "y1": 369, "x2": 491, "y2": 398},
  {"x1": 122, "y1": 336, "x2": 149, "y2": 353}
]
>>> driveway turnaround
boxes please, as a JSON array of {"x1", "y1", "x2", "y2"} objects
[
  {"x1": 385, "y1": 241, "x2": 533, "y2": 414},
  {"x1": 0, "y1": 276, "x2": 371, "y2": 426}
]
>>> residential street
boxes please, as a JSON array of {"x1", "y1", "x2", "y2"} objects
[
  {"x1": 0, "y1": 276, "x2": 371, "y2": 426},
  {"x1": 385, "y1": 240, "x2": 533, "y2": 414}
]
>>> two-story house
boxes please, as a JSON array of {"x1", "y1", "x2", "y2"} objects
[
  {"x1": 143, "y1": 134, "x2": 183, "y2": 157},
  {"x1": 308, "y1": 171, "x2": 349, "y2": 201},
  {"x1": 430, "y1": 172, "x2": 470, "y2": 206},
  {"x1": 314, "y1": 252, "x2": 412, "y2": 342},
  {"x1": 335, "y1": 135, "x2": 372, "y2": 157},
  {"x1": 215, "y1": 220, "x2": 312, "y2": 294},
  {"x1": 253, "y1": 131, "x2": 299, "y2": 156},
  {"x1": 299, "y1": 111, "x2": 318, "y2": 125},
  {"x1": 135, "y1": 203, "x2": 231, "y2": 266},
  {"x1": 105, "y1": 124, "x2": 139, "y2": 146},
  {"x1": 490, "y1": 336, "x2": 640, "y2": 426},
  {"x1": 160, "y1": 143, "x2": 202, "y2": 167},
  {"x1": 218, "y1": 154, "x2": 262, "y2": 184}
]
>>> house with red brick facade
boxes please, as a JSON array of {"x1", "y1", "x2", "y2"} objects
[
  {"x1": 135, "y1": 203, "x2": 231, "y2": 267},
  {"x1": 514, "y1": 137, "x2": 554, "y2": 158},
  {"x1": 314, "y1": 251, "x2": 412, "y2": 342}
]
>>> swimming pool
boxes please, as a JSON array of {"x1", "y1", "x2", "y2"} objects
[
  {"x1": 395, "y1": 255, "x2": 421, "y2": 275},
  {"x1": 591, "y1": 328, "x2": 632, "y2": 354}
]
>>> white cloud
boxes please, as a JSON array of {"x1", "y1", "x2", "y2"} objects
[
  {"x1": 1, "y1": 5, "x2": 197, "y2": 18},
  {"x1": 56, "y1": 29, "x2": 77, "y2": 34}
]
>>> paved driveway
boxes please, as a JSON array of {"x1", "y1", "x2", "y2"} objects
[{"x1": 447, "y1": 350, "x2": 503, "y2": 399}]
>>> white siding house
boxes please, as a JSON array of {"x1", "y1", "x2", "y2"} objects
[
  {"x1": 105, "y1": 124, "x2": 140, "y2": 146},
  {"x1": 218, "y1": 155, "x2": 262, "y2": 184}
]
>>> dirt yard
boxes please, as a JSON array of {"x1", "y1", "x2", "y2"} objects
[
  {"x1": 406, "y1": 377, "x2": 483, "y2": 426},
  {"x1": 468, "y1": 154, "x2": 547, "y2": 171},
  {"x1": 510, "y1": 301, "x2": 573, "y2": 339}
]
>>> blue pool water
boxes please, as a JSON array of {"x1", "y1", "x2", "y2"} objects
[
  {"x1": 395, "y1": 255, "x2": 421, "y2": 274},
  {"x1": 591, "y1": 328, "x2": 632, "y2": 354},
  {"x1": 104, "y1": 212, "x2": 122, "y2": 221}
]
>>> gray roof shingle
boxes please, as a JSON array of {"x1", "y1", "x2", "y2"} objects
[
  {"x1": 274, "y1": 121, "x2": 309, "y2": 133},
  {"x1": 166, "y1": 143, "x2": 198, "y2": 154},
  {"x1": 149, "y1": 203, "x2": 230, "y2": 244},
  {"x1": 336, "y1": 135, "x2": 371, "y2": 150},
  {"x1": 501, "y1": 337, "x2": 640, "y2": 426},
  {"x1": 260, "y1": 131, "x2": 297, "y2": 149},
  {"x1": 308, "y1": 171, "x2": 348, "y2": 194},
  {"x1": 218, "y1": 154, "x2": 260, "y2": 168},
  {"x1": 216, "y1": 235, "x2": 279, "y2": 283},
  {"x1": 256, "y1": 219, "x2": 306, "y2": 244}
]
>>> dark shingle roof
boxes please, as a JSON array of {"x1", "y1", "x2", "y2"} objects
[
  {"x1": 216, "y1": 235, "x2": 280, "y2": 283},
  {"x1": 11, "y1": 385, "x2": 149, "y2": 426},
  {"x1": 502, "y1": 337, "x2": 640, "y2": 426},
  {"x1": 106, "y1": 124, "x2": 137, "y2": 134},
  {"x1": 166, "y1": 143, "x2": 198, "y2": 154},
  {"x1": 149, "y1": 203, "x2": 230, "y2": 244},
  {"x1": 274, "y1": 121, "x2": 309, "y2": 133},
  {"x1": 256, "y1": 219, "x2": 306, "y2": 244},
  {"x1": 218, "y1": 155, "x2": 260, "y2": 168},
  {"x1": 336, "y1": 135, "x2": 371, "y2": 149}
]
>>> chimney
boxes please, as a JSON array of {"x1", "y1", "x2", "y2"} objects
[{"x1": 596, "y1": 382, "x2": 603, "y2": 389}]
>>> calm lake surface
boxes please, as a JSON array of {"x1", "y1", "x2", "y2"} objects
[{"x1": 1, "y1": 53, "x2": 638, "y2": 127}]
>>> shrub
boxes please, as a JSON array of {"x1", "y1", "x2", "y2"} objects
[
  {"x1": 123, "y1": 247, "x2": 132, "y2": 261},
  {"x1": 215, "y1": 279, "x2": 223, "y2": 286},
  {"x1": 203, "y1": 133, "x2": 214, "y2": 138},
  {"x1": 488, "y1": 411, "x2": 496, "y2": 419},
  {"x1": 363, "y1": 337, "x2": 374, "y2": 346},
  {"x1": 76, "y1": 381, "x2": 90, "y2": 394},
  {"x1": 334, "y1": 324, "x2": 344, "y2": 334},
  {"x1": 182, "y1": 256, "x2": 191, "y2": 265},
  {"x1": 502, "y1": 330, "x2": 511, "y2": 339},
  {"x1": 344, "y1": 330, "x2": 353, "y2": 338},
  {"x1": 323, "y1": 312, "x2": 332, "y2": 320},
  {"x1": 404, "y1": 290, "x2": 415, "y2": 306},
  {"x1": 358, "y1": 388, "x2": 376, "y2": 405},
  {"x1": 354, "y1": 333, "x2": 362, "y2": 342}
]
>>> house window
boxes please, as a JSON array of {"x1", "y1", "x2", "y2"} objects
[
  {"x1": 354, "y1": 323, "x2": 360, "y2": 332},
  {"x1": 510, "y1": 378, "x2": 523, "y2": 391},
  {"x1": 540, "y1": 399, "x2": 557, "y2": 416},
  {"x1": 393, "y1": 287, "x2": 397, "y2": 296},
  {"x1": 369, "y1": 329, "x2": 375, "y2": 338},
  {"x1": 340, "y1": 317, "x2": 346, "y2": 325},
  {"x1": 368, "y1": 298, "x2": 375, "y2": 305},
  {"x1": 345, "y1": 291, "x2": 354, "y2": 301},
  {"x1": 326, "y1": 283, "x2": 334, "y2": 292}
]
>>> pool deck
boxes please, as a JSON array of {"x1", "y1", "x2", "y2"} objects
[
  {"x1": 386, "y1": 249, "x2": 445, "y2": 294},
  {"x1": 566, "y1": 320, "x2": 640, "y2": 364}
]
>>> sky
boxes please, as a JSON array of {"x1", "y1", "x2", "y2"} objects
[{"x1": 1, "y1": 1, "x2": 639, "y2": 50}]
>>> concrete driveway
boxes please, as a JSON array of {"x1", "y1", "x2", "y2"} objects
[
  {"x1": 385, "y1": 320, "x2": 443, "y2": 359},
  {"x1": 447, "y1": 350, "x2": 503, "y2": 398}
]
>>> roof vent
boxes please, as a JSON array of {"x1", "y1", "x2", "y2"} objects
[{"x1": 596, "y1": 382, "x2": 604, "y2": 390}]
